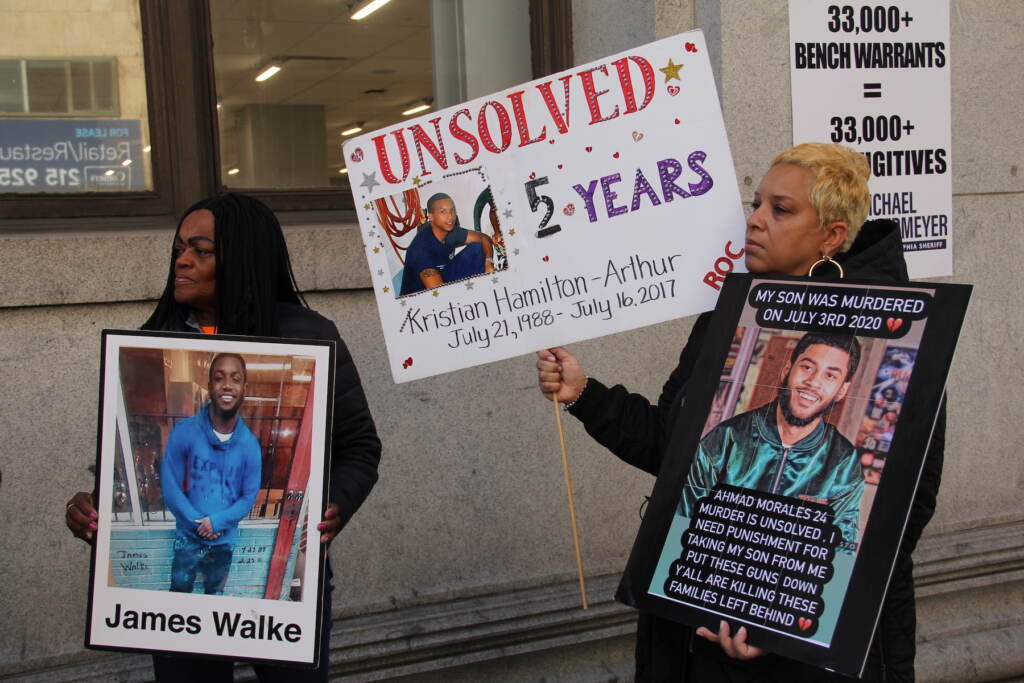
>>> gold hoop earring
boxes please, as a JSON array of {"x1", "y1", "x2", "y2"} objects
[{"x1": 807, "y1": 253, "x2": 844, "y2": 279}]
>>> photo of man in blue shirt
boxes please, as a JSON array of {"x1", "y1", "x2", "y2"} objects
[
  {"x1": 160, "y1": 353, "x2": 262, "y2": 595},
  {"x1": 400, "y1": 192, "x2": 495, "y2": 295}
]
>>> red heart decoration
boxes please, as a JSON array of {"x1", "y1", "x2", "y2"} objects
[
  {"x1": 798, "y1": 617, "x2": 813, "y2": 631},
  {"x1": 632, "y1": 130, "x2": 644, "y2": 142},
  {"x1": 529, "y1": 171, "x2": 537, "y2": 180},
  {"x1": 886, "y1": 317, "x2": 904, "y2": 332},
  {"x1": 548, "y1": 139, "x2": 555, "y2": 144},
  {"x1": 563, "y1": 203, "x2": 575, "y2": 216},
  {"x1": 542, "y1": 255, "x2": 550, "y2": 262},
  {"x1": 557, "y1": 164, "x2": 563, "y2": 169},
  {"x1": 613, "y1": 152, "x2": 620, "y2": 159},
  {"x1": 585, "y1": 146, "x2": 593, "y2": 152},
  {"x1": 667, "y1": 85, "x2": 680, "y2": 96},
  {"x1": 402, "y1": 357, "x2": 413, "y2": 369},
  {"x1": 674, "y1": 118, "x2": 681, "y2": 124},
  {"x1": 685, "y1": 42, "x2": 698, "y2": 53},
  {"x1": 350, "y1": 148, "x2": 364, "y2": 163}
]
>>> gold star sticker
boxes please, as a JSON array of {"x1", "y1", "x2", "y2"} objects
[
  {"x1": 432, "y1": 290, "x2": 440, "y2": 297},
  {"x1": 364, "y1": 203, "x2": 371, "y2": 210},
  {"x1": 383, "y1": 286, "x2": 390, "y2": 293},
  {"x1": 509, "y1": 229, "x2": 516, "y2": 236},
  {"x1": 659, "y1": 59, "x2": 683, "y2": 82},
  {"x1": 412, "y1": 176, "x2": 422, "y2": 185},
  {"x1": 372, "y1": 247, "x2": 380, "y2": 253}
]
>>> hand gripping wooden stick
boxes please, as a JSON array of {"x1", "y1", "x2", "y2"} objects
[{"x1": 553, "y1": 393, "x2": 589, "y2": 609}]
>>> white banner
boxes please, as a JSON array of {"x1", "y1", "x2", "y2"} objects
[
  {"x1": 344, "y1": 30, "x2": 746, "y2": 382},
  {"x1": 789, "y1": 0, "x2": 952, "y2": 278}
]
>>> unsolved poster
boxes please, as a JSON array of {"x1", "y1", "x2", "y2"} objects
[
  {"x1": 619, "y1": 274, "x2": 970, "y2": 676},
  {"x1": 343, "y1": 30, "x2": 747, "y2": 382},
  {"x1": 86, "y1": 331, "x2": 333, "y2": 666}
]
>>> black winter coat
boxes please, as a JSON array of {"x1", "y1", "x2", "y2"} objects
[{"x1": 568, "y1": 220, "x2": 944, "y2": 682}]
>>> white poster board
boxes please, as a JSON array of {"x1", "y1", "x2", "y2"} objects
[
  {"x1": 789, "y1": 0, "x2": 952, "y2": 278},
  {"x1": 87, "y1": 332, "x2": 332, "y2": 666},
  {"x1": 343, "y1": 30, "x2": 746, "y2": 382}
]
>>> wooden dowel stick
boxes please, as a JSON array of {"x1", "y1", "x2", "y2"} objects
[{"x1": 553, "y1": 393, "x2": 589, "y2": 610}]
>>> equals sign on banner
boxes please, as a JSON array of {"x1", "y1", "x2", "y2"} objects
[{"x1": 863, "y1": 83, "x2": 882, "y2": 98}]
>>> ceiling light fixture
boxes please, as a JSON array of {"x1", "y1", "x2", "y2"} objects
[
  {"x1": 402, "y1": 100, "x2": 431, "y2": 116},
  {"x1": 338, "y1": 168, "x2": 348, "y2": 175},
  {"x1": 340, "y1": 123, "x2": 364, "y2": 136},
  {"x1": 255, "y1": 62, "x2": 282, "y2": 82},
  {"x1": 248, "y1": 362, "x2": 291, "y2": 371},
  {"x1": 350, "y1": 0, "x2": 392, "y2": 21},
  {"x1": 227, "y1": 168, "x2": 240, "y2": 175}
]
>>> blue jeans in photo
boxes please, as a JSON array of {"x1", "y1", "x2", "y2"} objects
[{"x1": 169, "y1": 534, "x2": 234, "y2": 595}]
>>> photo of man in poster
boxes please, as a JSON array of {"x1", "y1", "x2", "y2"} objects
[
  {"x1": 400, "y1": 192, "x2": 495, "y2": 295},
  {"x1": 679, "y1": 331, "x2": 864, "y2": 550},
  {"x1": 160, "y1": 353, "x2": 262, "y2": 595}
]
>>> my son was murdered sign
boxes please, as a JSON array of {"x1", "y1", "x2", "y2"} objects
[
  {"x1": 87, "y1": 331, "x2": 333, "y2": 666},
  {"x1": 344, "y1": 30, "x2": 746, "y2": 382},
  {"x1": 618, "y1": 274, "x2": 970, "y2": 676}
]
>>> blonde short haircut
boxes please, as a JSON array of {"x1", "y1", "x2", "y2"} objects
[{"x1": 771, "y1": 143, "x2": 871, "y2": 252}]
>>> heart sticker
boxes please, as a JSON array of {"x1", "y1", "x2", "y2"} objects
[
  {"x1": 632, "y1": 131, "x2": 644, "y2": 142},
  {"x1": 674, "y1": 118, "x2": 681, "y2": 124},
  {"x1": 557, "y1": 164, "x2": 563, "y2": 169},
  {"x1": 349, "y1": 148, "x2": 364, "y2": 163},
  {"x1": 542, "y1": 255, "x2": 550, "y2": 262},
  {"x1": 685, "y1": 42, "x2": 698, "y2": 53},
  {"x1": 613, "y1": 152, "x2": 620, "y2": 159},
  {"x1": 585, "y1": 146, "x2": 593, "y2": 152},
  {"x1": 563, "y1": 203, "x2": 575, "y2": 216},
  {"x1": 402, "y1": 357, "x2": 414, "y2": 369},
  {"x1": 667, "y1": 85, "x2": 681, "y2": 96},
  {"x1": 886, "y1": 317, "x2": 904, "y2": 332},
  {"x1": 798, "y1": 617, "x2": 813, "y2": 631}
]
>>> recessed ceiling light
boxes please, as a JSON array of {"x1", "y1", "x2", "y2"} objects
[
  {"x1": 351, "y1": 0, "x2": 392, "y2": 21},
  {"x1": 227, "y1": 168, "x2": 240, "y2": 175},
  {"x1": 255, "y1": 63, "x2": 282, "y2": 82},
  {"x1": 402, "y1": 101, "x2": 431, "y2": 116}
]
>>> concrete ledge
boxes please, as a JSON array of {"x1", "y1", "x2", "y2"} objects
[
  {"x1": 0, "y1": 216, "x2": 369, "y2": 309},
  {"x1": 318, "y1": 574, "x2": 634, "y2": 682},
  {"x1": 5, "y1": 519, "x2": 1023, "y2": 682}
]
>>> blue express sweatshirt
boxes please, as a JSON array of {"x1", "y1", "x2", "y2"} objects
[{"x1": 160, "y1": 405, "x2": 262, "y2": 546}]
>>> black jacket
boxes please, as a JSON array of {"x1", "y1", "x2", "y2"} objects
[
  {"x1": 160, "y1": 302, "x2": 382, "y2": 528},
  {"x1": 568, "y1": 220, "x2": 944, "y2": 682}
]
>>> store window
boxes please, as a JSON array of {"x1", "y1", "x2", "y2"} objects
[
  {"x1": 0, "y1": 0, "x2": 570, "y2": 221},
  {"x1": 0, "y1": 1, "x2": 152, "y2": 194},
  {"x1": 210, "y1": 0, "x2": 532, "y2": 191}
]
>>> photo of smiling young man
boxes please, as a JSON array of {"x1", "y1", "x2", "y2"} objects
[
  {"x1": 679, "y1": 332, "x2": 865, "y2": 552},
  {"x1": 160, "y1": 353, "x2": 262, "y2": 595}
]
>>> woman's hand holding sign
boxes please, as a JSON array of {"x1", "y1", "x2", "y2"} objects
[
  {"x1": 536, "y1": 347, "x2": 587, "y2": 404},
  {"x1": 66, "y1": 491, "x2": 98, "y2": 543},
  {"x1": 696, "y1": 621, "x2": 766, "y2": 660}
]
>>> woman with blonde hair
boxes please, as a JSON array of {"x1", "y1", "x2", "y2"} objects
[{"x1": 537, "y1": 143, "x2": 943, "y2": 682}]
